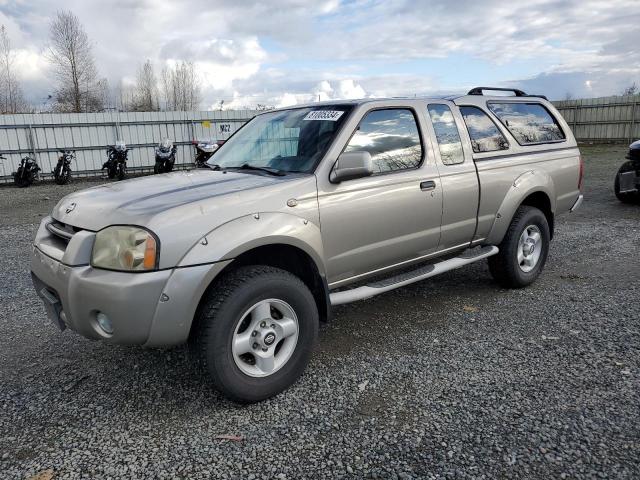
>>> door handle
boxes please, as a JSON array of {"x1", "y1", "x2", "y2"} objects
[{"x1": 420, "y1": 180, "x2": 436, "y2": 191}]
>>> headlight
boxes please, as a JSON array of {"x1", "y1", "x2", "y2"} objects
[{"x1": 92, "y1": 226, "x2": 159, "y2": 271}]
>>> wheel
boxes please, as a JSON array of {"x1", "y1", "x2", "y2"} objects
[
  {"x1": 154, "y1": 162, "x2": 161, "y2": 174},
  {"x1": 107, "y1": 165, "x2": 117, "y2": 179},
  {"x1": 488, "y1": 206, "x2": 550, "y2": 288},
  {"x1": 166, "y1": 162, "x2": 174, "y2": 173},
  {"x1": 614, "y1": 161, "x2": 640, "y2": 204},
  {"x1": 54, "y1": 165, "x2": 71, "y2": 185},
  {"x1": 13, "y1": 167, "x2": 32, "y2": 188},
  {"x1": 117, "y1": 164, "x2": 126, "y2": 181},
  {"x1": 193, "y1": 265, "x2": 318, "y2": 403}
]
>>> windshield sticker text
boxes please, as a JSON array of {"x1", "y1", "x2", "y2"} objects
[{"x1": 303, "y1": 110, "x2": 344, "y2": 121}]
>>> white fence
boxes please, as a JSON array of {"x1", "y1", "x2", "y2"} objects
[{"x1": 0, "y1": 110, "x2": 256, "y2": 183}]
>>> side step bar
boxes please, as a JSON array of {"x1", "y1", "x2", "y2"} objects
[{"x1": 329, "y1": 246, "x2": 499, "y2": 306}]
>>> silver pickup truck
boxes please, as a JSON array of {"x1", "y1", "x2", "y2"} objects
[{"x1": 31, "y1": 87, "x2": 584, "y2": 402}]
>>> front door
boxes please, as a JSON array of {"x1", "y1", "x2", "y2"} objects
[{"x1": 317, "y1": 107, "x2": 443, "y2": 286}]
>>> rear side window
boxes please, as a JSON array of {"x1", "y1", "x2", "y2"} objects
[
  {"x1": 488, "y1": 102, "x2": 565, "y2": 145},
  {"x1": 345, "y1": 109, "x2": 422, "y2": 173},
  {"x1": 427, "y1": 104, "x2": 464, "y2": 165},
  {"x1": 460, "y1": 106, "x2": 509, "y2": 153}
]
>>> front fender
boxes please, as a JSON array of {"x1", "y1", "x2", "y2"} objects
[
  {"x1": 486, "y1": 169, "x2": 556, "y2": 245},
  {"x1": 177, "y1": 212, "x2": 326, "y2": 275}
]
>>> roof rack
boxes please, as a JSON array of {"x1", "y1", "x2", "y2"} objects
[{"x1": 467, "y1": 87, "x2": 548, "y2": 100}]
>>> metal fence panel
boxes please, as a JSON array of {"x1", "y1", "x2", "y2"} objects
[
  {"x1": 0, "y1": 110, "x2": 256, "y2": 183},
  {"x1": 553, "y1": 94, "x2": 639, "y2": 143}
]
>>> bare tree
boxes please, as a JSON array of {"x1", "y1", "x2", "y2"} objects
[
  {"x1": 0, "y1": 25, "x2": 28, "y2": 113},
  {"x1": 132, "y1": 60, "x2": 158, "y2": 111},
  {"x1": 47, "y1": 11, "x2": 103, "y2": 112},
  {"x1": 621, "y1": 83, "x2": 638, "y2": 96},
  {"x1": 161, "y1": 61, "x2": 201, "y2": 111}
]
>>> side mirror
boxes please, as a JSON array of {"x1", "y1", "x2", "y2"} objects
[{"x1": 330, "y1": 151, "x2": 373, "y2": 183}]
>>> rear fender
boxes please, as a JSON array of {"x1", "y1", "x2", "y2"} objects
[{"x1": 486, "y1": 170, "x2": 556, "y2": 245}]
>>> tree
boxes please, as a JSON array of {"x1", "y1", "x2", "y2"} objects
[
  {"x1": 161, "y1": 61, "x2": 201, "y2": 111},
  {"x1": 47, "y1": 11, "x2": 103, "y2": 112},
  {"x1": 132, "y1": 60, "x2": 158, "y2": 111},
  {"x1": 0, "y1": 25, "x2": 28, "y2": 114},
  {"x1": 621, "y1": 83, "x2": 638, "y2": 96}
]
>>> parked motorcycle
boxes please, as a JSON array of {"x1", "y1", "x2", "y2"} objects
[
  {"x1": 103, "y1": 141, "x2": 130, "y2": 181},
  {"x1": 14, "y1": 155, "x2": 40, "y2": 188},
  {"x1": 614, "y1": 139, "x2": 640, "y2": 204},
  {"x1": 154, "y1": 139, "x2": 177, "y2": 174},
  {"x1": 193, "y1": 139, "x2": 224, "y2": 168},
  {"x1": 53, "y1": 150, "x2": 74, "y2": 185}
]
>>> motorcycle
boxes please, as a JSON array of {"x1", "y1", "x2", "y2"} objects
[
  {"x1": 103, "y1": 141, "x2": 130, "y2": 181},
  {"x1": 614, "y1": 139, "x2": 640, "y2": 204},
  {"x1": 193, "y1": 139, "x2": 224, "y2": 168},
  {"x1": 14, "y1": 155, "x2": 40, "y2": 188},
  {"x1": 53, "y1": 150, "x2": 74, "y2": 185},
  {"x1": 154, "y1": 139, "x2": 177, "y2": 174}
]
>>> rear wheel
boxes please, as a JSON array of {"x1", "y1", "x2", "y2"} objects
[
  {"x1": 614, "y1": 161, "x2": 640, "y2": 204},
  {"x1": 193, "y1": 266, "x2": 318, "y2": 403},
  {"x1": 489, "y1": 206, "x2": 550, "y2": 288}
]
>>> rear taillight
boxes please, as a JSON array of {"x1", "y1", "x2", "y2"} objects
[{"x1": 578, "y1": 154, "x2": 584, "y2": 191}]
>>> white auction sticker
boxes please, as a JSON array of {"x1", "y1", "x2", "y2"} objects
[{"x1": 303, "y1": 110, "x2": 345, "y2": 121}]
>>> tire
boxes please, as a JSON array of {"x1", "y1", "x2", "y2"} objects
[
  {"x1": 154, "y1": 162, "x2": 162, "y2": 174},
  {"x1": 488, "y1": 205, "x2": 550, "y2": 288},
  {"x1": 107, "y1": 165, "x2": 117, "y2": 179},
  {"x1": 117, "y1": 164, "x2": 126, "y2": 181},
  {"x1": 54, "y1": 165, "x2": 71, "y2": 185},
  {"x1": 13, "y1": 167, "x2": 32, "y2": 188},
  {"x1": 193, "y1": 265, "x2": 319, "y2": 403},
  {"x1": 614, "y1": 161, "x2": 640, "y2": 204}
]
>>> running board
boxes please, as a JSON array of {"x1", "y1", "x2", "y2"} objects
[{"x1": 329, "y1": 246, "x2": 499, "y2": 306}]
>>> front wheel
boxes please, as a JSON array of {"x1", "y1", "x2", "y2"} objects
[
  {"x1": 54, "y1": 164, "x2": 71, "y2": 185},
  {"x1": 488, "y1": 206, "x2": 550, "y2": 288},
  {"x1": 116, "y1": 164, "x2": 126, "y2": 181},
  {"x1": 13, "y1": 167, "x2": 33, "y2": 188},
  {"x1": 192, "y1": 266, "x2": 318, "y2": 403},
  {"x1": 614, "y1": 161, "x2": 640, "y2": 204}
]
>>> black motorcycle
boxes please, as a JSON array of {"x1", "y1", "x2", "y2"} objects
[
  {"x1": 53, "y1": 150, "x2": 74, "y2": 185},
  {"x1": 154, "y1": 139, "x2": 177, "y2": 174},
  {"x1": 103, "y1": 142, "x2": 129, "y2": 181},
  {"x1": 14, "y1": 155, "x2": 40, "y2": 188},
  {"x1": 193, "y1": 139, "x2": 223, "y2": 168},
  {"x1": 614, "y1": 139, "x2": 640, "y2": 204}
]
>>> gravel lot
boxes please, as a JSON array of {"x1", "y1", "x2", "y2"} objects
[{"x1": 1, "y1": 145, "x2": 639, "y2": 479}]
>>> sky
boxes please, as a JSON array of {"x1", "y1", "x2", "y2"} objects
[{"x1": 1, "y1": 0, "x2": 639, "y2": 110}]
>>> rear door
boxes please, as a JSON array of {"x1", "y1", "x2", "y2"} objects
[
  {"x1": 425, "y1": 102, "x2": 481, "y2": 249},
  {"x1": 317, "y1": 106, "x2": 443, "y2": 286}
]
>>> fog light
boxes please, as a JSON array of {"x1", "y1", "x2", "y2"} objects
[{"x1": 96, "y1": 312, "x2": 113, "y2": 335}]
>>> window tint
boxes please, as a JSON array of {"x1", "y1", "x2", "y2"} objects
[
  {"x1": 345, "y1": 109, "x2": 422, "y2": 173},
  {"x1": 427, "y1": 104, "x2": 464, "y2": 165},
  {"x1": 460, "y1": 106, "x2": 509, "y2": 153},
  {"x1": 488, "y1": 102, "x2": 565, "y2": 145}
]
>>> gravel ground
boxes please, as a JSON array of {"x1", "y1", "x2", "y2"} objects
[{"x1": 0, "y1": 145, "x2": 639, "y2": 479}]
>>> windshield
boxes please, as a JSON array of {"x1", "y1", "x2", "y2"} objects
[
  {"x1": 160, "y1": 139, "x2": 172, "y2": 149},
  {"x1": 207, "y1": 105, "x2": 353, "y2": 173}
]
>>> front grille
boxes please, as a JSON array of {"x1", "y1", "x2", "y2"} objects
[{"x1": 46, "y1": 220, "x2": 80, "y2": 244}]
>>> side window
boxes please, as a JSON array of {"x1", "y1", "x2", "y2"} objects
[
  {"x1": 345, "y1": 109, "x2": 422, "y2": 173},
  {"x1": 427, "y1": 104, "x2": 464, "y2": 165},
  {"x1": 460, "y1": 106, "x2": 510, "y2": 153},
  {"x1": 488, "y1": 102, "x2": 565, "y2": 145}
]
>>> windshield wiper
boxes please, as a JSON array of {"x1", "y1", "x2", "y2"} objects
[
  {"x1": 227, "y1": 164, "x2": 286, "y2": 176},
  {"x1": 203, "y1": 163, "x2": 223, "y2": 171}
]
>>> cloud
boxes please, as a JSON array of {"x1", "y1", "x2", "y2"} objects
[{"x1": 0, "y1": 0, "x2": 638, "y2": 108}]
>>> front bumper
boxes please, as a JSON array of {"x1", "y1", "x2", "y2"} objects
[{"x1": 30, "y1": 217, "x2": 231, "y2": 346}]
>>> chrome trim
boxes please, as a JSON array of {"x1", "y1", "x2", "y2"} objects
[
  {"x1": 570, "y1": 194, "x2": 584, "y2": 212},
  {"x1": 329, "y1": 246, "x2": 499, "y2": 305},
  {"x1": 46, "y1": 221, "x2": 74, "y2": 240}
]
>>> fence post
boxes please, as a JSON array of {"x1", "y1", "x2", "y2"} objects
[
  {"x1": 630, "y1": 98, "x2": 637, "y2": 143},
  {"x1": 573, "y1": 102, "x2": 579, "y2": 140}
]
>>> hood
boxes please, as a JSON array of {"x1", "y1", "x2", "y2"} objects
[{"x1": 53, "y1": 169, "x2": 306, "y2": 231}]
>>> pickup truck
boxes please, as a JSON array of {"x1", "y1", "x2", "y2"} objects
[{"x1": 30, "y1": 87, "x2": 584, "y2": 403}]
